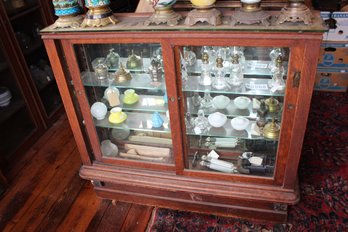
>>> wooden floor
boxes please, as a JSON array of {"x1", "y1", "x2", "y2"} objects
[{"x1": 0, "y1": 115, "x2": 154, "y2": 232}]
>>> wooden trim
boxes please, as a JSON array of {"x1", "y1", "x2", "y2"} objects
[
  {"x1": 61, "y1": 40, "x2": 103, "y2": 162},
  {"x1": 283, "y1": 39, "x2": 322, "y2": 189},
  {"x1": 161, "y1": 39, "x2": 186, "y2": 175},
  {"x1": 44, "y1": 39, "x2": 92, "y2": 166},
  {"x1": 42, "y1": 31, "x2": 324, "y2": 41},
  {"x1": 273, "y1": 40, "x2": 306, "y2": 185}
]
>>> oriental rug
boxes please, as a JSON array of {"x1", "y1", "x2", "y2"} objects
[{"x1": 147, "y1": 91, "x2": 348, "y2": 232}]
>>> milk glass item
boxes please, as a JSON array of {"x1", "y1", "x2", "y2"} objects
[
  {"x1": 199, "y1": 52, "x2": 212, "y2": 86},
  {"x1": 200, "y1": 91, "x2": 213, "y2": 109},
  {"x1": 152, "y1": 112, "x2": 164, "y2": 128},
  {"x1": 227, "y1": 54, "x2": 244, "y2": 87},
  {"x1": 90, "y1": 102, "x2": 107, "y2": 120},
  {"x1": 194, "y1": 110, "x2": 210, "y2": 134},
  {"x1": 212, "y1": 56, "x2": 228, "y2": 90}
]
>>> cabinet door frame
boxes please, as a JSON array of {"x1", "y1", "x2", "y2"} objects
[
  {"x1": 46, "y1": 30, "x2": 322, "y2": 188},
  {"x1": 167, "y1": 32, "x2": 316, "y2": 187},
  {"x1": 60, "y1": 36, "x2": 184, "y2": 173}
]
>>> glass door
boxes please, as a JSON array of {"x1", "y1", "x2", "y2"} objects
[
  {"x1": 179, "y1": 45, "x2": 289, "y2": 177},
  {"x1": 0, "y1": 34, "x2": 37, "y2": 160},
  {"x1": 72, "y1": 43, "x2": 175, "y2": 166},
  {"x1": 2, "y1": 0, "x2": 62, "y2": 118}
]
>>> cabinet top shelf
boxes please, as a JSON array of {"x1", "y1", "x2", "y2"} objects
[{"x1": 41, "y1": 11, "x2": 327, "y2": 34}]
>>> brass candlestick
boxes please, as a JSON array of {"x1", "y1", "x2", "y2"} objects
[
  {"x1": 276, "y1": 0, "x2": 313, "y2": 25},
  {"x1": 231, "y1": 0, "x2": 271, "y2": 26}
]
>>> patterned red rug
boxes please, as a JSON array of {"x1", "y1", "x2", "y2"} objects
[{"x1": 147, "y1": 91, "x2": 348, "y2": 231}]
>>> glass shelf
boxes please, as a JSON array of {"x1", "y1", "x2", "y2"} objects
[
  {"x1": 186, "y1": 118, "x2": 269, "y2": 140},
  {"x1": 94, "y1": 111, "x2": 170, "y2": 134},
  {"x1": 92, "y1": 57, "x2": 152, "y2": 73},
  {"x1": 183, "y1": 77, "x2": 285, "y2": 97},
  {"x1": 186, "y1": 60, "x2": 288, "y2": 77},
  {"x1": 115, "y1": 95, "x2": 167, "y2": 113},
  {"x1": 82, "y1": 72, "x2": 166, "y2": 91},
  {"x1": 185, "y1": 97, "x2": 282, "y2": 121}
]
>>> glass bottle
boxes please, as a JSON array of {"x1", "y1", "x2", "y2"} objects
[
  {"x1": 269, "y1": 47, "x2": 284, "y2": 72},
  {"x1": 269, "y1": 56, "x2": 286, "y2": 93},
  {"x1": 227, "y1": 54, "x2": 244, "y2": 87},
  {"x1": 191, "y1": 92, "x2": 202, "y2": 107},
  {"x1": 200, "y1": 91, "x2": 213, "y2": 110},
  {"x1": 212, "y1": 55, "x2": 228, "y2": 90},
  {"x1": 230, "y1": 46, "x2": 245, "y2": 68},
  {"x1": 94, "y1": 59, "x2": 108, "y2": 80},
  {"x1": 105, "y1": 48, "x2": 120, "y2": 69},
  {"x1": 193, "y1": 110, "x2": 210, "y2": 134},
  {"x1": 199, "y1": 51, "x2": 212, "y2": 86},
  {"x1": 183, "y1": 47, "x2": 196, "y2": 66}
]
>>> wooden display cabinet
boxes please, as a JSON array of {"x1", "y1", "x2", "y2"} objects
[{"x1": 41, "y1": 12, "x2": 325, "y2": 222}]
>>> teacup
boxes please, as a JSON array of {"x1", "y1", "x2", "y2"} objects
[
  {"x1": 109, "y1": 107, "x2": 127, "y2": 124},
  {"x1": 123, "y1": 89, "x2": 139, "y2": 105}
]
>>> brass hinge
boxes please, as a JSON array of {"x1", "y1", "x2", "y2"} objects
[{"x1": 293, "y1": 71, "x2": 301, "y2": 88}]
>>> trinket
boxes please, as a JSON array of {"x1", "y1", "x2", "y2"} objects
[
  {"x1": 114, "y1": 63, "x2": 132, "y2": 83},
  {"x1": 152, "y1": 112, "x2": 164, "y2": 128},
  {"x1": 263, "y1": 118, "x2": 280, "y2": 139}
]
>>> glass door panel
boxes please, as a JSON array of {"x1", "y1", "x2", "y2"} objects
[
  {"x1": 0, "y1": 36, "x2": 36, "y2": 158},
  {"x1": 179, "y1": 45, "x2": 289, "y2": 177},
  {"x1": 74, "y1": 43, "x2": 174, "y2": 164}
]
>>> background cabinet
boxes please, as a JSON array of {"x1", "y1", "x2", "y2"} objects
[{"x1": 42, "y1": 12, "x2": 325, "y2": 222}]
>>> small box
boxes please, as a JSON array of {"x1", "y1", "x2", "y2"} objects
[
  {"x1": 318, "y1": 42, "x2": 348, "y2": 69},
  {"x1": 321, "y1": 12, "x2": 348, "y2": 41},
  {"x1": 314, "y1": 69, "x2": 348, "y2": 92}
]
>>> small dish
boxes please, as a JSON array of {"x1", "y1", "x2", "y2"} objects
[
  {"x1": 231, "y1": 116, "x2": 249, "y2": 131},
  {"x1": 212, "y1": 95, "x2": 230, "y2": 110},
  {"x1": 234, "y1": 96, "x2": 251, "y2": 110},
  {"x1": 208, "y1": 112, "x2": 227, "y2": 128}
]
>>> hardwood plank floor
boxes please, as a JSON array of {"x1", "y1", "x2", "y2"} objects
[{"x1": 0, "y1": 114, "x2": 153, "y2": 232}]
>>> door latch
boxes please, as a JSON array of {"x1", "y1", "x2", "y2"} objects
[{"x1": 293, "y1": 71, "x2": 301, "y2": 88}]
